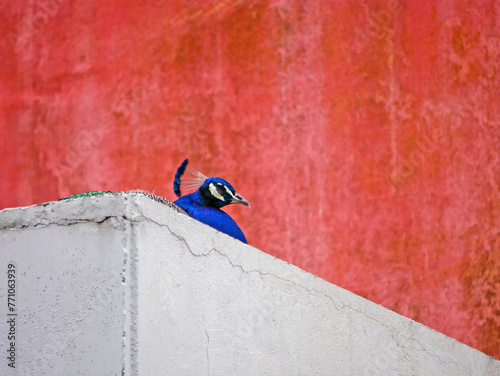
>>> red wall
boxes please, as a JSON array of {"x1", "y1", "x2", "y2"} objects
[{"x1": 1, "y1": 0, "x2": 499, "y2": 359}]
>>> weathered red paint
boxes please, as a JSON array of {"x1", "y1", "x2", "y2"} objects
[{"x1": 1, "y1": 0, "x2": 499, "y2": 358}]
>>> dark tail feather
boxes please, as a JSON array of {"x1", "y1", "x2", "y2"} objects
[{"x1": 173, "y1": 158, "x2": 189, "y2": 197}]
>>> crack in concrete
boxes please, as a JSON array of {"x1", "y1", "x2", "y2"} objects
[
  {"x1": 344, "y1": 305, "x2": 394, "y2": 333},
  {"x1": 206, "y1": 245, "x2": 351, "y2": 313},
  {"x1": 1, "y1": 215, "x2": 118, "y2": 230},
  {"x1": 135, "y1": 214, "x2": 376, "y2": 321},
  {"x1": 204, "y1": 328, "x2": 210, "y2": 376},
  {"x1": 412, "y1": 336, "x2": 465, "y2": 370}
]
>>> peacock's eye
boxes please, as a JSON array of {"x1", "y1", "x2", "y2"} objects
[{"x1": 216, "y1": 184, "x2": 226, "y2": 194}]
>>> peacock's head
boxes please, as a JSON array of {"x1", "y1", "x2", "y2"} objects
[{"x1": 200, "y1": 177, "x2": 249, "y2": 208}]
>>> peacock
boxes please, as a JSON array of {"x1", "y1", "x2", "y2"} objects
[
  {"x1": 173, "y1": 158, "x2": 249, "y2": 243},
  {"x1": 58, "y1": 159, "x2": 249, "y2": 243}
]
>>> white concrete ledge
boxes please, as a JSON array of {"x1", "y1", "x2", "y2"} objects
[{"x1": 1, "y1": 192, "x2": 499, "y2": 375}]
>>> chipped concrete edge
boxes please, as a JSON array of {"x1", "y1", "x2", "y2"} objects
[{"x1": 0, "y1": 192, "x2": 184, "y2": 231}]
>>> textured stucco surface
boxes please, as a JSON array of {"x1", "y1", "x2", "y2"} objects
[
  {"x1": 0, "y1": 193, "x2": 499, "y2": 375},
  {"x1": 0, "y1": 195, "x2": 127, "y2": 376}
]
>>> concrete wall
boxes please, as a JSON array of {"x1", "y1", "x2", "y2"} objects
[{"x1": 0, "y1": 192, "x2": 499, "y2": 375}]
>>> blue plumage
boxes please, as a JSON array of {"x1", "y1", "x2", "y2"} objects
[{"x1": 173, "y1": 158, "x2": 249, "y2": 243}]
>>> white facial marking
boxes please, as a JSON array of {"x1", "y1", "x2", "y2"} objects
[
  {"x1": 209, "y1": 183, "x2": 225, "y2": 201},
  {"x1": 224, "y1": 186, "x2": 237, "y2": 200}
]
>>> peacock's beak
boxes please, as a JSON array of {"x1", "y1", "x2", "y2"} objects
[{"x1": 231, "y1": 193, "x2": 250, "y2": 207}]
